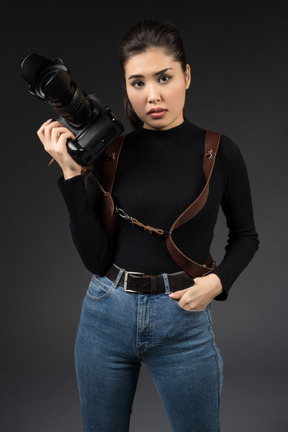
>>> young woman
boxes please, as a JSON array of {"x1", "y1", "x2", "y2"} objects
[{"x1": 37, "y1": 19, "x2": 259, "y2": 432}]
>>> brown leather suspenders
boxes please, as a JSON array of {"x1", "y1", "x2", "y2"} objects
[{"x1": 83, "y1": 130, "x2": 221, "y2": 277}]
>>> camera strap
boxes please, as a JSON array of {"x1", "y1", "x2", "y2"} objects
[{"x1": 82, "y1": 130, "x2": 221, "y2": 277}]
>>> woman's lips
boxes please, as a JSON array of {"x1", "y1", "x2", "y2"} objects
[{"x1": 147, "y1": 108, "x2": 167, "y2": 119}]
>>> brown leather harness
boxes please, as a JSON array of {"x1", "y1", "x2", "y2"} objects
[{"x1": 82, "y1": 130, "x2": 221, "y2": 278}]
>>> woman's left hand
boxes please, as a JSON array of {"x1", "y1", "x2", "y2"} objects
[{"x1": 169, "y1": 273, "x2": 223, "y2": 311}]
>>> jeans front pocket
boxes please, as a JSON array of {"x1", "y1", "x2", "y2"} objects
[
  {"x1": 169, "y1": 296, "x2": 208, "y2": 315},
  {"x1": 86, "y1": 275, "x2": 114, "y2": 301}
]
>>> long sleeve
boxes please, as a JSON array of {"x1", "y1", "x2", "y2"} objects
[
  {"x1": 212, "y1": 137, "x2": 259, "y2": 299},
  {"x1": 58, "y1": 175, "x2": 114, "y2": 274}
]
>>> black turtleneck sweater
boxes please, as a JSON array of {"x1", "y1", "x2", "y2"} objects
[{"x1": 58, "y1": 120, "x2": 259, "y2": 300}]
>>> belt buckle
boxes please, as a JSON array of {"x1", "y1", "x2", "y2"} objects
[{"x1": 123, "y1": 271, "x2": 145, "y2": 293}]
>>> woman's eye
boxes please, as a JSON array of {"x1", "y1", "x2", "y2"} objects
[
  {"x1": 132, "y1": 80, "x2": 144, "y2": 88},
  {"x1": 159, "y1": 75, "x2": 171, "y2": 83}
]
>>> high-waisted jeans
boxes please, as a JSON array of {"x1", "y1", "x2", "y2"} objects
[{"x1": 75, "y1": 267, "x2": 223, "y2": 432}]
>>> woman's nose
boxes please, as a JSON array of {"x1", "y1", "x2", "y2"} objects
[{"x1": 147, "y1": 84, "x2": 161, "y2": 103}]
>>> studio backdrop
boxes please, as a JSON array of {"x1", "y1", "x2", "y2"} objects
[{"x1": 1, "y1": 1, "x2": 287, "y2": 431}]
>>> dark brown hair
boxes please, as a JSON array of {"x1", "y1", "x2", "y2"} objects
[{"x1": 118, "y1": 19, "x2": 187, "y2": 127}]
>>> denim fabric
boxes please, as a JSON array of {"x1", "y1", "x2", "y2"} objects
[{"x1": 75, "y1": 267, "x2": 223, "y2": 432}]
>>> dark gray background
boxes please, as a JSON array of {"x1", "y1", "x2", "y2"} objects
[{"x1": 1, "y1": 1, "x2": 287, "y2": 431}]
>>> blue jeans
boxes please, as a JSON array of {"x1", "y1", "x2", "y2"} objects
[{"x1": 75, "y1": 267, "x2": 223, "y2": 432}]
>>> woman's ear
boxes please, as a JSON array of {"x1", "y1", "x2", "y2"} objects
[{"x1": 185, "y1": 64, "x2": 191, "y2": 89}]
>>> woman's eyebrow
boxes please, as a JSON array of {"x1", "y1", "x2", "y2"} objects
[{"x1": 128, "y1": 68, "x2": 173, "y2": 80}]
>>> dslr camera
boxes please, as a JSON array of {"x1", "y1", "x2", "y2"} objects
[{"x1": 21, "y1": 53, "x2": 124, "y2": 166}]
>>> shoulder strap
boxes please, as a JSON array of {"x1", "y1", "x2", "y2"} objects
[
  {"x1": 169, "y1": 130, "x2": 220, "y2": 231},
  {"x1": 166, "y1": 130, "x2": 221, "y2": 277},
  {"x1": 81, "y1": 135, "x2": 125, "y2": 239},
  {"x1": 101, "y1": 135, "x2": 125, "y2": 238},
  {"x1": 102, "y1": 135, "x2": 125, "y2": 193}
]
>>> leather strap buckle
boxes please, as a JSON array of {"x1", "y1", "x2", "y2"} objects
[{"x1": 123, "y1": 271, "x2": 145, "y2": 293}]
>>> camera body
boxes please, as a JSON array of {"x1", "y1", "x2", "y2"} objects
[
  {"x1": 59, "y1": 93, "x2": 123, "y2": 166},
  {"x1": 21, "y1": 54, "x2": 124, "y2": 166}
]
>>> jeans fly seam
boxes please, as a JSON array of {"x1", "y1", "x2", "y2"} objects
[{"x1": 136, "y1": 296, "x2": 154, "y2": 357}]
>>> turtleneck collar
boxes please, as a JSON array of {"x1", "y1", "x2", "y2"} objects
[{"x1": 129, "y1": 118, "x2": 197, "y2": 144}]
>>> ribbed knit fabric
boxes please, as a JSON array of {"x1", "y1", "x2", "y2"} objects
[{"x1": 58, "y1": 120, "x2": 259, "y2": 300}]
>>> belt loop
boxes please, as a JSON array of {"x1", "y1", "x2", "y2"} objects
[
  {"x1": 162, "y1": 273, "x2": 171, "y2": 294},
  {"x1": 112, "y1": 265, "x2": 124, "y2": 288}
]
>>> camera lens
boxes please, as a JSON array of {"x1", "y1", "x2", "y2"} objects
[{"x1": 21, "y1": 53, "x2": 93, "y2": 127}]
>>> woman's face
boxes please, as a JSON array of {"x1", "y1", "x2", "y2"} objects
[{"x1": 124, "y1": 48, "x2": 191, "y2": 130}]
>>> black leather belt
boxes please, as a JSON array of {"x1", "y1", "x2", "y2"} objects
[{"x1": 105, "y1": 264, "x2": 195, "y2": 294}]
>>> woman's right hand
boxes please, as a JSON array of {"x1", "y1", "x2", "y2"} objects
[{"x1": 37, "y1": 119, "x2": 82, "y2": 179}]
